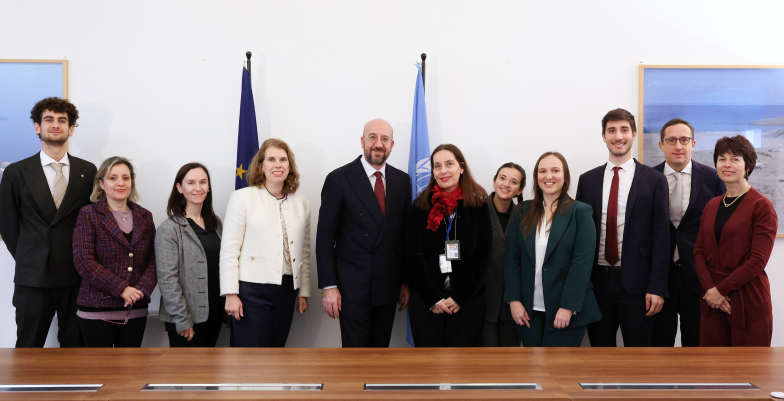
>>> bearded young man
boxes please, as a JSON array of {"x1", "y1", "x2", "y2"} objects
[
  {"x1": 316, "y1": 118, "x2": 411, "y2": 347},
  {"x1": 575, "y1": 108, "x2": 670, "y2": 347},
  {"x1": 0, "y1": 97, "x2": 97, "y2": 347}
]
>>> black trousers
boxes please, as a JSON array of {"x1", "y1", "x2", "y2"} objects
[
  {"x1": 231, "y1": 277, "x2": 297, "y2": 347},
  {"x1": 166, "y1": 309, "x2": 224, "y2": 348},
  {"x1": 339, "y1": 302, "x2": 396, "y2": 348},
  {"x1": 13, "y1": 284, "x2": 83, "y2": 348},
  {"x1": 587, "y1": 265, "x2": 653, "y2": 347},
  {"x1": 79, "y1": 316, "x2": 147, "y2": 347},
  {"x1": 482, "y1": 320, "x2": 521, "y2": 347},
  {"x1": 408, "y1": 292, "x2": 485, "y2": 347},
  {"x1": 652, "y1": 260, "x2": 701, "y2": 347}
]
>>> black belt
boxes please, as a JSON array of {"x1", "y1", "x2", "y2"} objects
[{"x1": 594, "y1": 264, "x2": 621, "y2": 274}]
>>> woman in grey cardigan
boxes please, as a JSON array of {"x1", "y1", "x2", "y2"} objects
[{"x1": 155, "y1": 163, "x2": 224, "y2": 347}]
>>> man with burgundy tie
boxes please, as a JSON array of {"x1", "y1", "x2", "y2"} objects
[
  {"x1": 651, "y1": 118, "x2": 725, "y2": 347},
  {"x1": 0, "y1": 97, "x2": 96, "y2": 347},
  {"x1": 575, "y1": 108, "x2": 669, "y2": 347},
  {"x1": 316, "y1": 118, "x2": 411, "y2": 347}
]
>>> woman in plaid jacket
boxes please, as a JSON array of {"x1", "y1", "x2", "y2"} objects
[{"x1": 73, "y1": 156, "x2": 157, "y2": 347}]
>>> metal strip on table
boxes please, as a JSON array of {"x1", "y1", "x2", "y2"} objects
[
  {"x1": 142, "y1": 383, "x2": 323, "y2": 391},
  {"x1": 365, "y1": 383, "x2": 542, "y2": 390},
  {"x1": 580, "y1": 383, "x2": 759, "y2": 390},
  {"x1": 0, "y1": 384, "x2": 104, "y2": 392}
]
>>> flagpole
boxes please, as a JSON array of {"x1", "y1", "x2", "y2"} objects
[
  {"x1": 420, "y1": 53, "x2": 426, "y2": 91},
  {"x1": 246, "y1": 51, "x2": 252, "y2": 83}
]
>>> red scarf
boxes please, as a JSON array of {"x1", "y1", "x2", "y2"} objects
[{"x1": 426, "y1": 186, "x2": 464, "y2": 231}]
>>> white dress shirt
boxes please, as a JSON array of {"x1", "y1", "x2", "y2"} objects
[
  {"x1": 598, "y1": 158, "x2": 635, "y2": 267},
  {"x1": 663, "y1": 160, "x2": 692, "y2": 218},
  {"x1": 533, "y1": 213, "x2": 551, "y2": 312},
  {"x1": 359, "y1": 154, "x2": 386, "y2": 192},
  {"x1": 40, "y1": 151, "x2": 70, "y2": 195}
]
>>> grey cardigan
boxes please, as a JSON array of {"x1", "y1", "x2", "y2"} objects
[{"x1": 155, "y1": 215, "x2": 222, "y2": 332}]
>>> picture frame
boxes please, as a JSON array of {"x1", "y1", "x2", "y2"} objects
[{"x1": 639, "y1": 65, "x2": 784, "y2": 236}]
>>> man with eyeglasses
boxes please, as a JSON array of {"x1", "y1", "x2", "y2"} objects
[
  {"x1": 317, "y1": 118, "x2": 411, "y2": 347},
  {"x1": 652, "y1": 118, "x2": 725, "y2": 347}
]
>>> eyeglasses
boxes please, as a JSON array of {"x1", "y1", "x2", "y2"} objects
[{"x1": 663, "y1": 137, "x2": 693, "y2": 146}]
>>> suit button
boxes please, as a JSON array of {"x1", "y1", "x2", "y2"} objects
[
  {"x1": 251, "y1": 257, "x2": 255, "y2": 260},
  {"x1": 502, "y1": 242, "x2": 506, "y2": 246},
  {"x1": 359, "y1": 213, "x2": 363, "y2": 216},
  {"x1": 290, "y1": 241, "x2": 294, "y2": 244},
  {"x1": 127, "y1": 267, "x2": 133, "y2": 272},
  {"x1": 287, "y1": 223, "x2": 291, "y2": 227},
  {"x1": 293, "y1": 258, "x2": 296, "y2": 262},
  {"x1": 129, "y1": 253, "x2": 134, "y2": 257},
  {"x1": 365, "y1": 233, "x2": 369, "y2": 237}
]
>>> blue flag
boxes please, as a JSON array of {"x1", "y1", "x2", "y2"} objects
[
  {"x1": 406, "y1": 63, "x2": 430, "y2": 347},
  {"x1": 235, "y1": 66, "x2": 259, "y2": 189}
]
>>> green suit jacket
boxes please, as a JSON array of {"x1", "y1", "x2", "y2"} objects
[{"x1": 504, "y1": 200, "x2": 601, "y2": 337}]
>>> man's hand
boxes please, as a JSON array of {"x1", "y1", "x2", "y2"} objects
[
  {"x1": 645, "y1": 293, "x2": 664, "y2": 316},
  {"x1": 322, "y1": 288, "x2": 342, "y2": 319},
  {"x1": 397, "y1": 284, "x2": 410, "y2": 311}
]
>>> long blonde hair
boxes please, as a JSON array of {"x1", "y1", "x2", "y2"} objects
[{"x1": 90, "y1": 156, "x2": 140, "y2": 203}]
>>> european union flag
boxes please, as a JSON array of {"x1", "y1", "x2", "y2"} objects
[
  {"x1": 235, "y1": 66, "x2": 259, "y2": 189},
  {"x1": 406, "y1": 62, "x2": 430, "y2": 347}
]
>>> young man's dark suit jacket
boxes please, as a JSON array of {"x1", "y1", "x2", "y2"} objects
[
  {"x1": 316, "y1": 156, "x2": 411, "y2": 347},
  {"x1": 575, "y1": 160, "x2": 670, "y2": 298},
  {"x1": 0, "y1": 152, "x2": 97, "y2": 347},
  {"x1": 652, "y1": 161, "x2": 725, "y2": 295}
]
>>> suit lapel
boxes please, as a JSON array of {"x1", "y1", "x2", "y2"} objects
[
  {"x1": 592, "y1": 165, "x2": 605, "y2": 231},
  {"x1": 487, "y1": 193, "x2": 506, "y2": 239},
  {"x1": 98, "y1": 198, "x2": 132, "y2": 249},
  {"x1": 52, "y1": 156, "x2": 87, "y2": 225},
  {"x1": 20, "y1": 154, "x2": 57, "y2": 223},
  {"x1": 625, "y1": 160, "x2": 644, "y2": 218},
  {"x1": 682, "y1": 162, "x2": 704, "y2": 222},
  {"x1": 347, "y1": 157, "x2": 384, "y2": 227},
  {"x1": 544, "y1": 206, "x2": 572, "y2": 263}
]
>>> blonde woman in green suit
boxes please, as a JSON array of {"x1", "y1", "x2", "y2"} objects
[{"x1": 504, "y1": 152, "x2": 601, "y2": 347}]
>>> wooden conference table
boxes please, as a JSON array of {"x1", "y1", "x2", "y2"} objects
[{"x1": 0, "y1": 347, "x2": 781, "y2": 400}]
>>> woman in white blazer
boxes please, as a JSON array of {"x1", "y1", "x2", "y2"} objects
[{"x1": 221, "y1": 138, "x2": 311, "y2": 347}]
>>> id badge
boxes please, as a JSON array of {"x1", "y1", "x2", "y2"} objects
[
  {"x1": 439, "y1": 254, "x2": 452, "y2": 273},
  {"x1": 445, "y1": 240, "x2": 461, "y2": 261}
]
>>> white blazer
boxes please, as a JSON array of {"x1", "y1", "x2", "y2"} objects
[{"x1": 220, "y1": 186, "x2": 311, "y2": 297}]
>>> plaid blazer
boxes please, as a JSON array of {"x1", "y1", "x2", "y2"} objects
[{"x1": 73, "y1": 196, "x2": 157, "y2": 308}]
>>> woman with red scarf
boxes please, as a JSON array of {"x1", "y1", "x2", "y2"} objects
[{"x1": 407, "y1": 144, "x2": 492, "y2": 347}]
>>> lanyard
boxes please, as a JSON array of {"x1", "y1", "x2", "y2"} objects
[{"x1": 445, "y1": 213, "x2": 457, "y2": 242}]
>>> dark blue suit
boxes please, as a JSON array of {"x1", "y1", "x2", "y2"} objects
[
  {"x1": 575, "y1": 159, "x2": 670, "y2": 346},
  {"x1": 651, "y1": 160, "x2": 725, "y2": 347},
  {"x1": 316, "y1": 156, "x2": 411, "y2": 347}
]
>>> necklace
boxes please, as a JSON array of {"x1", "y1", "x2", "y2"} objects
[{"x1": 722, "y1": 184, "x2": 751, "y2": 207}]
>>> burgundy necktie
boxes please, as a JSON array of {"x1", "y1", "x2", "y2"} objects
[
  {"x1": 605, "y1": 166, "x2": 620, "y2": 265},
  {"x1": 374, "y1": 171, "x2": 386, "y2": 215}
]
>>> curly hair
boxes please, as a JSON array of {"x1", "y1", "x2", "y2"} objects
[
  {"x1": 246, "y1": 138, "x2": 301, "y2": 194},
  {"x1": 30, "y1": 97, "x2": 79, "y2": 129}
]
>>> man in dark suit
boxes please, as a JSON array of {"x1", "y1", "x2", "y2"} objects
[
  {"x1": 575, "y1": 108, "x2": 669, "y2": 347},
  {"x1": 0, "y1": 97, "x2": 97, "y2": 347},
  {"x1": 651, "y1": 118, "x2": 725, "y2": 347},
  {"x1": 317, "y1": 118, "x2": 411, "y2": 347}
]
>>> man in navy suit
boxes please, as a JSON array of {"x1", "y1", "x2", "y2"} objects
[
  {"x1": 317, "y1": 118, "x2": 411, "y2": 347},
  {"x1": 575, "y1": 108, "x2": 669, "y2": 347},
  {"x1": 651, "y1": 118, "x2": 725, "y2": 347}
]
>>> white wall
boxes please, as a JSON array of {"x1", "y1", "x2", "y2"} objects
[{"x1": 1, "y1": 0, "x2": 783, "y2": 348}]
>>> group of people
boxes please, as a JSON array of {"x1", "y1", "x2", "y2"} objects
[{"x1": 0, "y1": 97, "x2": 777, "y2": 349}]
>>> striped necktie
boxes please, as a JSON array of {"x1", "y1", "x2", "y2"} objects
[{"x1": 51, "y1": 162, "x2": 66, "y2": 209}]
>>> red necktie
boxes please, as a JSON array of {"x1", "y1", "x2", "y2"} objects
[
  {"x1": 374, "y1": 171, "x2": 386, "y2": 215},
  {"x1": 605, "y1": 166, "x2": 620, "y2": 266}
]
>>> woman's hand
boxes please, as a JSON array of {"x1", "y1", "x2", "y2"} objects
[
  {"x1": 225, "y1": 294, "x2": 244, "y2": 320},
  {"x1": 178, "y1": 328, "x2": 195, "y2": 341},
  {"x1": 120, "y1": 286, "x2": 144, "y2": 307},
  {"x1": 509, "y1": 301, "x2": 530, "y2": 328},
  {"x1": 719, "y1": 298, "x2": 732, "y2": 314},
  {"x1": 442, "y1": 297, "x2": 460, "y2": 314},
  {"x1": 703, "y1": 287, "x2": 726, "y2": 309},
  {"x1": 297, "y1": 297, "x2": 309, "y2": 313},
  {"x1": 554, "y1": 308, "x2": 573, "y2": 329}
]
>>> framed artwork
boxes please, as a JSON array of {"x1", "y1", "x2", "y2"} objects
[
  {"x1": 0, "y1": 59, "x2": 69, "y2": 183},
  {"x1": 639, "y1": 65, "x2": 784, "y2": 236}
]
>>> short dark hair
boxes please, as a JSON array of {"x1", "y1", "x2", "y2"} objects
[
  {"x1": 713, "y1": 135, "x2": 757, "y2": 179},
  {"x1": 660, "y1": 118, "x2": 695, "y2": 141},
  {"x1": 493, "y1": 162, "x2": 526, "y2": 204},
  {"x1": 30, "y1": 97, "x2": 79, "y2": 129},
  {"x1": 166, "y1": 163, "x2": 218, "y2": 231},
  {"x1": 602, "y1": 108, "x2": 636, "y2": 135}
]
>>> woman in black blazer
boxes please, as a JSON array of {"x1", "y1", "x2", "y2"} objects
[{"x1": 407, "y1": 144, "x2": 492, "y2": 347}]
